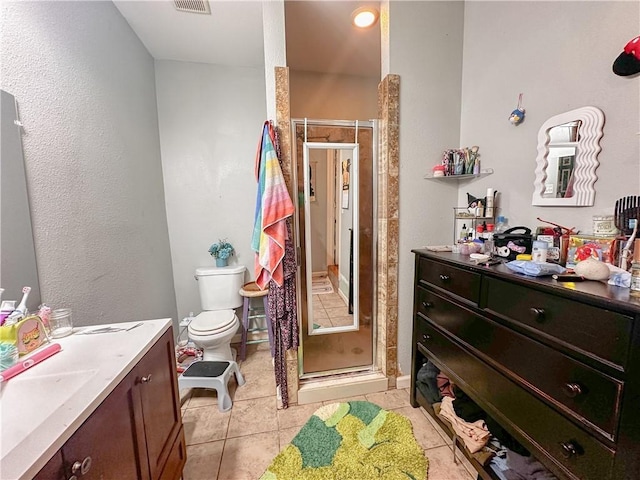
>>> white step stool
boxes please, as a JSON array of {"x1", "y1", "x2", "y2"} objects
[{"x1": 178, "y1": 360, "x2": 245, "y2": 412}]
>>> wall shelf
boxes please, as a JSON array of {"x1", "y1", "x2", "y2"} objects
[{"x1": 424, "y1": 167, "x2": 494, "y2": 181}]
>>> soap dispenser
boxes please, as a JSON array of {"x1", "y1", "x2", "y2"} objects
[{"x1": 460, "y1": 224, "x2": 468, "y2": 241}]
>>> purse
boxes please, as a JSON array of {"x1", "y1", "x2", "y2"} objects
[{"x1": 493, "y1": 227, "x2": 533, "y2": 261}]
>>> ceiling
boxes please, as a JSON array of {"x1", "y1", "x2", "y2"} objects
[{"x1": 112, "y1": 0, "x2": 380, "y2": 77}]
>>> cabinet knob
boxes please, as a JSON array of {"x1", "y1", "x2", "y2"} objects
[
  {"x1": 439, "y1": 274, "x2": 450, "y2": 282},
  {"x1": 71, "y1": 456, "x2": 92, "y2": 476},
  {"x1": 421, "y1": 333, "x2": 431, "y2": 342},
  {"x1": 560, "y1": 441, "x2": 580, "y2": 458},
  {"x1": 140, "y1": 374, "x2": 153, "y2": 383},
  {"x1": 421, "y1": 301, "x2": 433, "y2": 309},
  {"x1": 562, "y1": 382, "x2": 583, "y2": 398},
  {"x1": 529, "y1": 307, "x2": 545, "y2": 321}
]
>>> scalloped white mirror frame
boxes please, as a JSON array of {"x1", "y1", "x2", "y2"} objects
[{"x1": 532, "y1": 106, "x2": 605, "y2": 206}]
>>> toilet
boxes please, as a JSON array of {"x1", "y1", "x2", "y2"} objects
[{"x1": 189, "y1": 265, "x2": 246, "y2": 362}]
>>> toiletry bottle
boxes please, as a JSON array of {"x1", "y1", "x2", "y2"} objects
[
  {"x1": 486, "y1": 188, "x2": 494, "y2": 217},
  {"x1": 495, "y1": 216, "x2": 509, "y2": 234},
  {"x1": 485, "y1": 224, "x2": 495, "y2": 256},
  {"x1": 460, "y1": 224, "x2": 468, "y2": 241},
  {"x1": 532, "y1": 241, "x2": 549, "y2": 263}
]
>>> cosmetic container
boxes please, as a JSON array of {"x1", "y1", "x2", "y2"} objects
[{"x1": 49, "y1": 308, "x2": 73, "y2": 338}]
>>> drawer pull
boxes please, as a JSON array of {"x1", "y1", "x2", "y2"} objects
[
  {"x1": 560, "y1": 441, "x2": 581, "y2": 458},
  {"x1": 562, "y1": 382, "x2": 583, "y2": 398},
  {"x1": 421, "y1": 301, "x2": 433, "y2": 309},
  {"x1": 529, "y1": 307, "x2": 545, "y2": 321},
  {"x1": 141, "y1": 374, "x2": 153, "y2": 383},
  {"x1": 439, "y1": 274, "x2": 450, "y2": 282},
  {"x1": 71, "y1": 456, "x2": 92, "y2": 475},
  {"x1": 421, "y1": 333, "x2": 431, "y2": 342}
]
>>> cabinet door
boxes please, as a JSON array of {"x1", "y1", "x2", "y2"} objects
[
  {"x1": 33, "y1": 451, "x2": 64, "y2": 479},
  {"x1": 61, "y1": 377, "x2": 144, "y2": 480},
  {"x1": 136, "y1": 329, "x2": 182, "y2": 479}
]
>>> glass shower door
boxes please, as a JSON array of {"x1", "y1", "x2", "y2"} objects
[{"x1": 292, "y1": 120, "x2": 376, "y2": 377}]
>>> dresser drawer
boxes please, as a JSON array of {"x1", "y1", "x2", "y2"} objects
[
  {"x1": 417, "y1": 319, "x2": 615, "y2": 480},
  {"x1": 484, "y1": 277, "x2": 632, "y2": 370},
  {"x1": 417, "y1": 257, "x2": 481, "y2": 305},
  {"x1": 417, "y1": 287, "x2": 623, "y2": 440}
]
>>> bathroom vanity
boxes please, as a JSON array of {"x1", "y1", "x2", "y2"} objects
[
  {"x1": 0, "y1": 318, "x2": 185, "y2": 480},
  {"x1": 410, "y1": 250, "x2": 640, "y2": 480}
]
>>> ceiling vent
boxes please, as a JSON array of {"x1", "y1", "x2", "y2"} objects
[{"x1": 173, "y1": 0, "x2": 211, "y2": 15}]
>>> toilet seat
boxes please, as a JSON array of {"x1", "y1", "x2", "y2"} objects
[{"x1": 189, "y1": 310, "x2": 237, "y2": 335}]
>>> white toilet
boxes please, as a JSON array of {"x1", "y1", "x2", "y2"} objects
[{"x1": 189, "y1": 265, "x2": 246, "y2": 362}]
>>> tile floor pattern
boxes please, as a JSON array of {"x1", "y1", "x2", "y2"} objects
[
  {"x1": 311, "y1": 291, "x2": 353, "y2": 329},
  {"x1": 180, "y1": 344, "x2": 476, "y2": 480}
]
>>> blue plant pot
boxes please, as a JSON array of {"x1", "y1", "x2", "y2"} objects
[{"x1": 216, "y1": 258, "x2": 228, "y2": 268}]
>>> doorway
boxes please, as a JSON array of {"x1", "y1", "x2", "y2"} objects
[{"x1": 292, "y1": 119, "x2": 376, "y2": 378}]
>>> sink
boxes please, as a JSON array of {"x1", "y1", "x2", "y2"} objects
[{"x1": 0, "y1": 369, "x2": 97, "y2": 458}]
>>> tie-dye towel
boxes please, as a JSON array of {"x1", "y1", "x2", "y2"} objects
[{"x1": 252, "y1": 122, "x2": 294, "y2": 289}]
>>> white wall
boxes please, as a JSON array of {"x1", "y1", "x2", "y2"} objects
[
  {"x1": 155, "y1": 61, "x2": 267, "y2": 321},
  {"x1": 458, "y1": 1, "x2": 640, "y2": 234},
  {"x1": 290, "y1": 71, "x2": 379, "y2": 120},
  {"x1": 1, "y1": 1, "x2": 177, "y2": 326},
  {"x1": 389, "y1": 1, "x2": 465, "y2": 375},
  {"x1": 262, "y1": 0, "x2": 286, "y2": 120}
]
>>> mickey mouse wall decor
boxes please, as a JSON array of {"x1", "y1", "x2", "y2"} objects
[{"x1": 613, "y1": 35, "x2": 640, "y2": 76}]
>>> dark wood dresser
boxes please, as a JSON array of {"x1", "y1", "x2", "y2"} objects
[{"x1": 410, "y1": 250, "x2": 640, "y2": 480}]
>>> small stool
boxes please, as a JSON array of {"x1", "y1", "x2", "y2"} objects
[
  {"x1": 239, "y1": 281, "x2": 274, "y2": 361},
  {"x1": 177, "y1": 360, "x2": 245, "y2": 412}
]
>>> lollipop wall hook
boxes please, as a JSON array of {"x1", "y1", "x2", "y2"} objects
[{"x1": 509, "y1": 93, "x2": 525, "y2": 126}]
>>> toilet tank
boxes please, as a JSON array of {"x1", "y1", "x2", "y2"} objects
[{"x1": 195, "y1": 265, "x2": 246, "y2": 310}]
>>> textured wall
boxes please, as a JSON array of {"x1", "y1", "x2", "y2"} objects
[
  {"x1": 1, "y1": 1, "x2": 177, "y2": 326},
  {"x1": 389, "y1": 1, "x2": 465, "y2": 375},
  {"x1": 459, "y1": 1, "x2": 640, "y2": 233},
  {"x1": 154, "y1": 60, "x2": 267, "y2": 322}
]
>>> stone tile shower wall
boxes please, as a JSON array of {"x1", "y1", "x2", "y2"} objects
[{"x1": 377, "y1": 74, "x2": 400, "y2": 387}]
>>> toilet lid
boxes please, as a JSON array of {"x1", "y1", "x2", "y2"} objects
[{"x1": 189, "y1": 310, "x2": 236, "y2": 333}]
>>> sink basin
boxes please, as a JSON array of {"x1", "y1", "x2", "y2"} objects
[{"x1": 0, "y1": 369, "x2": 97, "y2": 458}]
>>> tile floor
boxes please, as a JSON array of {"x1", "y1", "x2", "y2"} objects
[
  {"x1": 179, "y1": 344, "x2": 476, "y2": 480},
  {"x1": 311, "y1": 291, "x2": 353, "y2": 329}
]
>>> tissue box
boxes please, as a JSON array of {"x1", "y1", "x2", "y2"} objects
[{"x1": 565, "y1": 235, "x2": 617, "y2": 269}]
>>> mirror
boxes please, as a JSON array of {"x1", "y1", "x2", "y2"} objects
[
  {"x1": 532, "y1": 106, "x2": 604, "y2": 206},
  {"x1": 1, "y1": 90, "x2": 42, "y2": 310},
  {"x1": 303, "y1": 142, "x2": 359, "y2": 335}
]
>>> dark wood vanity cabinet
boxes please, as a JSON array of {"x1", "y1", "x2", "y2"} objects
[
  {"x1": 410, "y1": 250, "x2": 640, "y2": 480},
  {"x1": 34, "y1": 328, "x2": 186, "y2": 480}
]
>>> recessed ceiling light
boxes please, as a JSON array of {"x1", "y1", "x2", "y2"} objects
[{"x1": 352, "y1": 7, "x2": 379, "y2": 28}]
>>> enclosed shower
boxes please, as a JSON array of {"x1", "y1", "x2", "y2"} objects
[{"x1": 292, "y1": 119, "x2": 377, "y2": 378}]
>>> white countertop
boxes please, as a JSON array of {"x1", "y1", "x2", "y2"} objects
[{"x1": 0, "y1": 318, "x2": 172, "y2": 480}]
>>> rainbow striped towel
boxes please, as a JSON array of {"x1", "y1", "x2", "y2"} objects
[{"x1": 252, "y1": 122, "x2": 294, "y2": 289}]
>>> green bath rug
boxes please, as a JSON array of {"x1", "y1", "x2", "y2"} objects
[{"x1": 260, "y1": 401, "x2": 428, "y2": 480}]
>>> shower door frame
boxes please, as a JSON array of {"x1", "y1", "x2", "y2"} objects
[{"x1": 291, "y1": 118, "x2": 378, "y2": 380}]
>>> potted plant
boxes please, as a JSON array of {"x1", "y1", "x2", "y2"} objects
[{"x1": 208, "y1": 239, "x2": 235, "y2": 267}]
